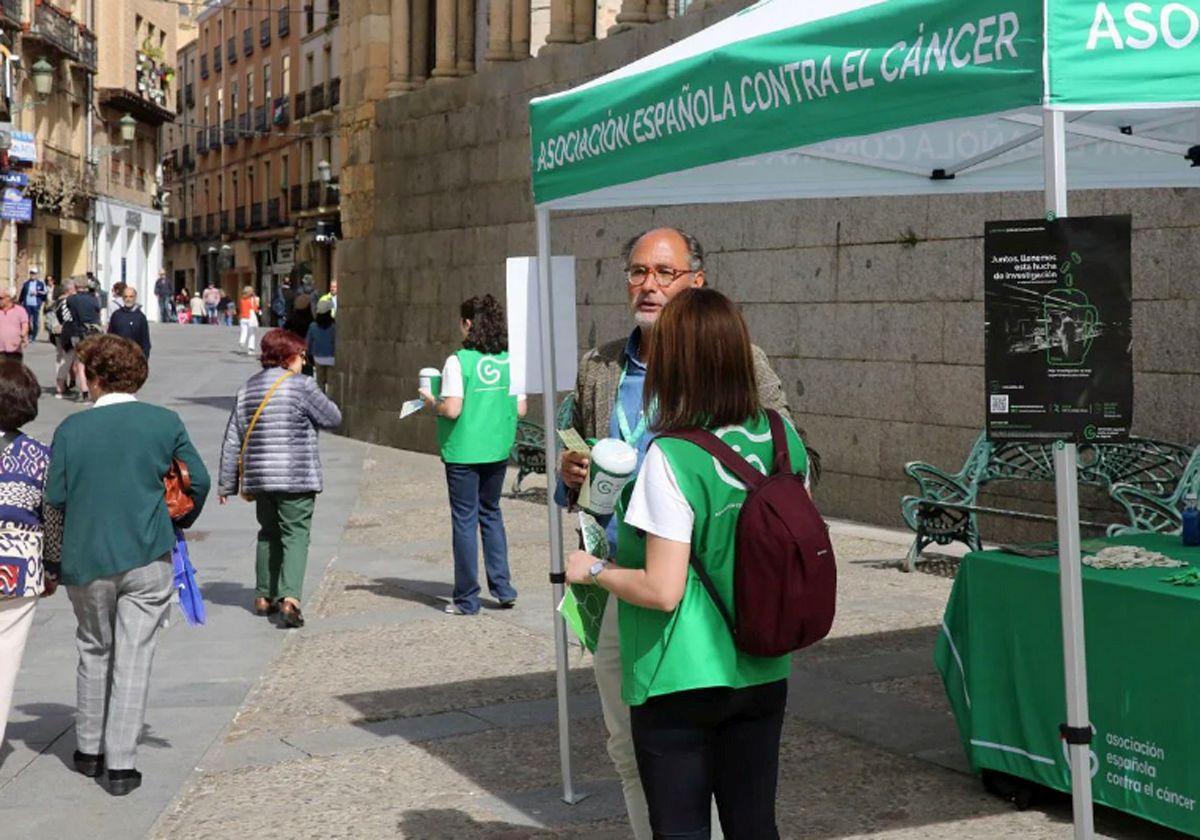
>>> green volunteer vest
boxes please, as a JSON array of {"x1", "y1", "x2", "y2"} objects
[
  {"x1": 437, "y1": 349, "x2": 518, "y2": 464},
  {"x1": 615, "y1": 412, "x2": 809, "y2": 707}
]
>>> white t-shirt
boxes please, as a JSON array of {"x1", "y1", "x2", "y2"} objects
[
  {"x1": 624, "y1": 429, "x2": 813, "y2": 546},
  {"x1": 440, "y1": 354, "x2": 525, "y2": 400}
]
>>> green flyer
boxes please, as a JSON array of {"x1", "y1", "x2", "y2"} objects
[{"x1": 557, "y1": 512, "x2": 611, "y2": 652}]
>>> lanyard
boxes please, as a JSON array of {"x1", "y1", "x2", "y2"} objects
[{"x1": 615, "y1": 364, "x2": 654, "y2": 446}]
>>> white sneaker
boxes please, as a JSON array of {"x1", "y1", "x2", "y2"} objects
[{"x1": 443, "y1": 604, "x2": 472, "y2": 616}]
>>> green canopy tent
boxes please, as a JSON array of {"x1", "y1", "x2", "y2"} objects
[{"x1": 527, "y1": 1, "x2": 1200, "y2": 834}]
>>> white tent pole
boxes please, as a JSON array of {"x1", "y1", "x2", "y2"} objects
[
  {"x1": 1044, "y1": 106, "x2": 1095, "y2": 840},
  {"x1": 535, "y1": 206, "x2": 582, "y2": 805}
]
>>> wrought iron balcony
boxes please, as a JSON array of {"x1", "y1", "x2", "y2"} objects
[
  {"x1": 306, "y1": 180, "x2": 320, "y2": 208},
  {"x1": 294, "y1": 91, "x2": 307, "y2": 120},
  {"x1": 290, "y1": 183, "x2": 302, "y2": 212},
  {"x1": 205, "y1": 214, "x2": 215, "y2": 237},
  {"x1": 208, "y1": 126, "x2": 221, "y2": 150},
  {"x1": 220, "y1": 210, "x2": 230, "y2": 235},
  {"x1": 309, "y1": 83, "x2": 325, "y2": 114},
  {"x1": 213, "y1": 44, "x2": 222, "y2": 72},
  {"x1": 200, "y1": 54, "x2": 209, "y2": 79},
  {"x1": 260, "y1": 18, "x2": 271, "y2": 47},
  {"x1": 237, "y1": 111, "x2": 250, "y2": 139},
  {"x1": 185, "y1": 83, "x2": 195, "y2": 108},
  {"x1": 31, "y1": 2, "x2": 80, "y2": 59},
  {"x1": 78, "y1": 27, "x2": 97, "y2": 72},
  {"x1": 254, "y1": 104, "x2": 268, "y2": 134},
  {"x1": 329, "y1": 77, "x2": 340, "y2": 108},
  {"x1": 243, "y1": 28, "x2": 253, "y2": 57},
  {"x1": 227, "y1": 37, "x2": 236, "y2": 65},
  {"x1": 235, "y1": 206, "x2": 246, "y2": 229},
  {"x1": 0, "y1": 0, "x2": 22, "y2": 28},
  {"x1": 250, "y1": 202, "x2": 263, "y2": 229},
  {"x1": 279, "y1": 4, "x2": 290, "y2": 37},
  {"x1": 182, "y1": 145, "x2": 194, "y2": 169},
  {"x1": 325, "y1": 178, "x2": 340, "y2": 207},
  {"x1": 196, "y1": 130, "x2": 207, "y2": 153},
  {"x1": 273, "y1": 96, "x2": 289, "y2": 127},
  {"x1": 267, "y1": 198, "x2": 281, "y2": 227},
  {"x1": 191, "y1": 216, "x2": 201, "y2": 238},
  {"x1": 178, "y1": 217, "x2": 188, "y2": 239},
  {"x1": 222, "y1": 118, "x2": 235, "y2": 145}
]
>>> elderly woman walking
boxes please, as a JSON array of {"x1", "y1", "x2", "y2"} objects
[
  {"x1": 219, "y1": 328, "x2": 341, "y2": 628},
  {"x1": 47, "y1": 335, "x2": 210, "y2": 796},
  {"x1": 0, "y1": 362, "x2": 62, "y2": 752}
]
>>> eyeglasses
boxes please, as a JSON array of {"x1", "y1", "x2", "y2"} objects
[{"x1": 625, "y1": 264, "x2": 697, "y2": 289}]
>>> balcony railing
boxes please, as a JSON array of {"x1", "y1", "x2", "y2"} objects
[
  {"x1": 267, "y1": 197, "x2": 281, "y2": 227},
  {"x1": 208, "y1": 126, "x2": 221, "y2": 150},
  {"x1": 178, "y1": 217, "x2": 188, "y2": 239},
  {"x1": 196, "y1": 129, "x2": 206, "y2": 153},
  {"x1": 235, "y1": 206, "x2": 246, "y2": 229},
  {"x1": 200, "y1": 53, "x2": 208, "y2": 79},
  {"x1": 279, "y1": 4, "x2": 290, "y2": 37},
  {"x1": 273, "y1": 96, "x2": 289, "y2": 127},
  {"x1": 290, "y1": 183, "x2": 302, "y2": 212},
  {"x1": 306, "y1": 180, "x2": 320, "y2": 209},
  {"x1": 243, "y1": 28, "x2": 253, "y2": 56},
  {"x1": 213, "y1": 44, "x2": 222, "y2": 72},
  {"x1": 223, "y1": 118, "x2": 236, "y2": 145},
  {"x1": 32, "y1": 2, "x2": 80, "y2": 58},
  {"x1": 205, "y1": 214, "x2": 215, "y2": 237},
  {"x1": 78, "y1": 27, "x2": 97, "y2": 72},
  {"x1": 237, "y1": 111, "x2": 250, "y2": 139},
  {"x1": 182, "y1": 145, "x2": 194, "y2": 169},
  {"x1": 185, "y1": 83, "x2": 195, "y2": 108},
  {"x1": 260, "y1": 18, "x2": 271, "y2": 47},
  {"x1": 325, "y1": 178, "x2": 340, "y2": 206},
  {"x1": 330, "y1": 0, "x2": 339, "y2": 22},
  {"x1": 294, "y1": 91, "x2": 307, "y2": 121},
  {"x1": 254, "y1": 104, "x2": 268, "y2": 134},
  {"x1": 226, "y1": 37, "x2": 236, "y2": 65},
  {"x1": 220, "y1": 210, "x2": 229, "y2": 235},
  {"x1": 328, "y1": 77, "x2": 341, "y2": 108},
  {"x1": 0, "y1": 0, "x2": 21, "y2": 27},
  {"x1": 250, "y1": 202, "x2": 263, "y2": 229},
  {"x1": 309, "y1": 83, "x2": 325, "y2": 114},
  {"x1": 191, "y1": 216, "x2": 201, "y2": 238}
]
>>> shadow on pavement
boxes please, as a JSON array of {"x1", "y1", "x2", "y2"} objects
[
  {"x1": 343, "y1": 577, "x2": 454, "y2": 611},
  {"x1": 172, "y1": 395, "x2": 237, "y2": 413},
  {"x1": 200, "y1": 580, "x2": 259, "y2": 613},
  {"x1": 397, "y1": 808, "x2": 621, "y2": 838}
]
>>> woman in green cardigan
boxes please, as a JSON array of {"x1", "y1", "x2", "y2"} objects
[{"x1": 46, "y1": 334, "x2": 210, "y2": 796}]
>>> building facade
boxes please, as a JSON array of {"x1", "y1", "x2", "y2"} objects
[{"x1": 162, "y1": 0, "x2": 341, "y2": 314}]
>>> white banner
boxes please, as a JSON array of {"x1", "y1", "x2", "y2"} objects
[{"x1": 506, "y1": 256, "x2": 577, "y2": 396}]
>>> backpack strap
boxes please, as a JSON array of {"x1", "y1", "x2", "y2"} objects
[
  {"x1": 658, "y1": 427, "x2": 767, "y2": 489},
  {"x1": 765, "y1": 410, "x2": 793, "y2": 475},
  {"x1": 688, "y1": 551, "x2": 737, "y2": 639}
]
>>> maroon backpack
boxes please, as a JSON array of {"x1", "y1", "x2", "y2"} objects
[{"x1": 660, "y1": 410, "x2": 837, "y2": 657}]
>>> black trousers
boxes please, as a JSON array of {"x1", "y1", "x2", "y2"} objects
[{"x1": 630, "y1": 679, "x2": 788, "y2": 840}]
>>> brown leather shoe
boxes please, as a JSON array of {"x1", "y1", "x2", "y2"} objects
[
  {"x1": 279, "y1": 599, "x2": 304, "y2": 628},
  {"x1": 254, "y1": 597, "x2": 278, "y2": 616}
]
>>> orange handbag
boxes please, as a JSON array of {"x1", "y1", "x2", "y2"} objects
[{"x1": 164, "y1": 458, "x2": 195, "y2": 522}]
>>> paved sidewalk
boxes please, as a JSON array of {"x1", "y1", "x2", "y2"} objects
[{"x1": 0, "y1": 325, "x2": 367, "y2": 838}]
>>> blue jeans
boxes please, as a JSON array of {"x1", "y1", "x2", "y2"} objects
[
  {"x1": 205, "y1": 304, "x2": 218, "y2": 324},
  {"x1": 444, "y1": 460, "x2": 516, "y2": 614},
  {"x1": 158, "y1": 297, "x2": 172, "y2": 324},
  {"x1": 24, "y1": 306, "x2": 38, "y2": 340}
]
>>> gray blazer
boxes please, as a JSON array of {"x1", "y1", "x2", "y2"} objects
[{"x1": 218, "y1": 368, "x2": 342, "y2": 496}]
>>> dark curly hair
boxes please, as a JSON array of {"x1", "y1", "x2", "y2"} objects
[
  {"x1": 461, "y1": 294, "x2": 507, "y2": 355},
  {"x1": 260, "y1": 328, "x2": 306, "y2": 369},
  {"x1": 0, "y1": 361, "x2": 39, "y2": 431},
  {"x1": 76, "y1": 334, "x2": 149, "y2": 394}
]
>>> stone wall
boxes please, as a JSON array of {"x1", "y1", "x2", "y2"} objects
[{"x1": 335, "y1": 0, "x2": 1200, "y2": 531}]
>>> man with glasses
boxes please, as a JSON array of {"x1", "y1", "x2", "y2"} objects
[{"x1": 556, "y1": 227, "x2": 809, "y2": 839}]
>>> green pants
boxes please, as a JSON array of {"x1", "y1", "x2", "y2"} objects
[{"x1": 254, "y1": 492, "x2": 316, "y2": 603}]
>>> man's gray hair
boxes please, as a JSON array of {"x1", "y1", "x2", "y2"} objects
[
  {"x1": 0, "y1": 286, "x2": 15, "y2": 297},
  {"x1": 621, "y1": 227, "x2": 705, "y2": 273}
]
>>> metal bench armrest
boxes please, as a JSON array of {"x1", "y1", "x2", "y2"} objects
[{"x1": 1108, "y1": 482, "x2": 1183, "y2": 536}]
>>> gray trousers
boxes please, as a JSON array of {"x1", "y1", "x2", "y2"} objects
[{"x1": 66, "y1": 557, "x2": 172, "y2": 770}]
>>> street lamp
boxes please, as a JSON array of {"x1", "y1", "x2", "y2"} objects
[
  {"x1": 118, "y1": 114, "x2": 137, "y2": 143},
  {"x1": 317, "y1": 159, "x2": 331, "y2": 184},
  {"x1": 30, "y1": 59, "x2": 54, "y2": 98}
]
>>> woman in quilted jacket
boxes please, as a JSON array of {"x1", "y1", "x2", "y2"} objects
[
  {"x1": 218, "y1": 328, "x2": 342, "y2": 627},
  {"x1": 0, "y1": 361, "x2": 62, "y2": 748}
]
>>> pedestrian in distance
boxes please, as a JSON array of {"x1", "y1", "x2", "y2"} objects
[
  {"x1": 107, "y1": 282, "x2": 126, "y2": 322},
  {"x1": 41, "y1": 276, "x2": 56, "y2": 343},
  {"x1": 221, "y1": 295, "x2": 236, "y2": 327},
  {"x1": 154, "y1": 271, "x2": 173, "y2": 324},
  {"x1": 202, "y1": 283, "x2": 222, "y2": 325},
  {"x1": 318, "y1": 279, "x2": 337, "y2": 318},
  {"x1": 66, "y1": 278, "x2": 103, "y2": 402},
  {"x1": 238, "y1": 285, "x2": 261, "y2": 355},
  {"x1": 0, "y1": 361, "x2": 63, "y2": 752},
  {"x1": 554, "y1": 227, "x2": 803, "y2": 840},
  {"x1": 217, "y1": 329, "x2": 342, "y2": 628},
  {"x1": 52, "y1": 282, "x2": 78, "y2": 399},
  {"x1": 46, "y1": 334, "x2": 210, "y2": 797},
  {"x1": 108, "y1": 286, "x2": 151, "y2": 361},
  {"x1": 418, "y1": 295, "x2": 525, "y2": 616},
  {"x1": 566, "y1": 288, "x2": 811, "y2": 840},
  {"x1": 189, "y1": 290, "x2": 205, "y2": 325},
  {"x1": 306, "y1": 297, "x2": 336, "y2": 393},
  {"x1": 270, "y1": 277, "x2": 293, "y2": 327},
  {"x1": 0, "y1": 287, "x2": 30, "y2": 362},
  {"x1": 285, "y1": 292, "x2": 313, "y2": 342},
  {"x1": 175, "y1": 287, "x2": 191, "y2": 322},
  {"x1": 17, "y1": 267, "x2": 46, "y2": 342}
]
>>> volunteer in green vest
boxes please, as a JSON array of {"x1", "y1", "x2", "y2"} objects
[
  {"x1": 420, "y1": 294, "x2": 527, "y2": 616},
  {"x1": 567, "y1": 288, "x2": 809, "y2": 839}
]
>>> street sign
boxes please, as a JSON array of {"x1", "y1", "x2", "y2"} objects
[
  {"x1": 0, "y1": 195, "x2": 32, "y2": 222},
  {"x1": 984, "y1": 215, "x2": 1133, "y2": 443},
  {"x1": 8, "y1": 131, "x2": 35, "y2": 163},
  {"x1": 0, "y1": 171, "x2": 27, "y2": 187}
]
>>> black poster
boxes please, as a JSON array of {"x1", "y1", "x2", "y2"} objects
[{"x1": 984, "y1": 215, "x2": 1133, "y2": 444}]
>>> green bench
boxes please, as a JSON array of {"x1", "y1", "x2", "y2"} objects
[
  {"x1": 510, "y1": 395, "x2": 575, "y2": 493},
  {"x1": 900, "y1": 433, "x2": 1193, "y2": 571},
  {"x1": 1108, "y1": 445, "x2": 1200, "y2": 537}
]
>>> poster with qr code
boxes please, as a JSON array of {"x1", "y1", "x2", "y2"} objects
[{"x1": 984, "y1": 216, "x2": 1132, "y2": 444}]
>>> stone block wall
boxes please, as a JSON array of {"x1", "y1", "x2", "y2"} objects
[{"x1": 335, "y1": 0, "x2": 1200, "y2": 531}]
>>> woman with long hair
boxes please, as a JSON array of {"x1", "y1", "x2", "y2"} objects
[
  {"x1": 238, "y1": 285, "x2": 261, "y2": 355},
  {"x1": 419, "y1": 295, "x2": 526, "y2": 616},
  {"x1": 218, "y1": 328, "x2": 342, "y2": 627},
  {"x1": 566, "y1": 288, "x2": 810, "y2": 838}
]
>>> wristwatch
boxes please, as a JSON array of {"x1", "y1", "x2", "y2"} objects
[{"x1": 588, "y1": 560, "x2": 606, "y2": 585}]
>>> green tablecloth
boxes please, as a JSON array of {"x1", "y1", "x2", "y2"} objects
[{"x1": 936, "y1": 534, "x2": 1200, "y2": 836}]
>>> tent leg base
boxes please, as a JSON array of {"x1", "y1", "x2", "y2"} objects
[{"x1": 561, "y1": 791, "x2": 591, "y2": 806}]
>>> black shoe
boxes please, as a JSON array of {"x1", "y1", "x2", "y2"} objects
[
  {"x1": 73, "y1": 750, "x2": 104, "y2": 777},
  {"x1": 106, "y1": 768, "x2": 142, "y2": 796},
  {"x1": 279, "y1": 600, "x2": 304, "y2": 628},
  {"x1": 499, "y1": 599, "x2": 517, "y2": 610}
]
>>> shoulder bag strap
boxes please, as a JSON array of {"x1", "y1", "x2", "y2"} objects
[
  {"x1": 238, "y1": 372, "x2": 295, "y2": 484},
  {"x1": 765, "y1": 410, "x2": 794, "y2": 476}
]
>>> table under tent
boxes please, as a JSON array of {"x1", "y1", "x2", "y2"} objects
[{"x1": 525, "y1": 2, "x2": 1200, "y2": 836}]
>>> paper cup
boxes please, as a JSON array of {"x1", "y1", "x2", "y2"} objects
[
  {"x1": 583, "y1": 438, "x2": 638, "y2": 517},
  {"x1": 419, "y1": 367, "x2": 441, "y2": 399}
]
